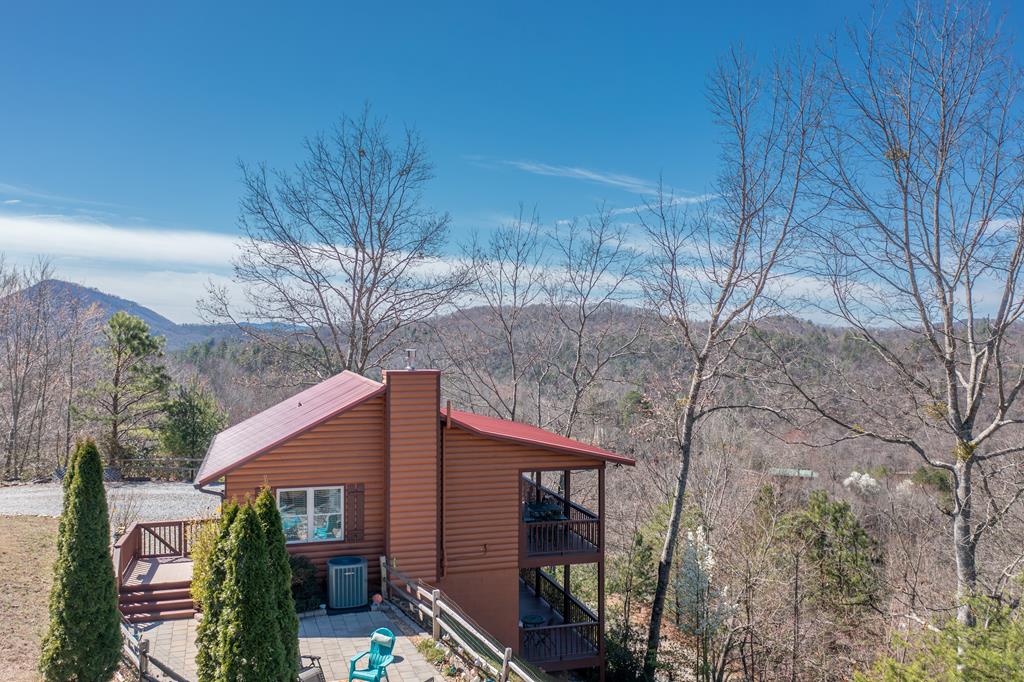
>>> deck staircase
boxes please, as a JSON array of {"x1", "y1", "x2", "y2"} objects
[
  {"x1": 113, "y1": 520, "x2": 208, "y2": 624},
  {"x1": 119, "y1": 579, "x2": 195, "y2": 623}
]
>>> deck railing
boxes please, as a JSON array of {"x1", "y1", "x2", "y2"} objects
[
  {"x1": 380, "y1": 557, "x2": 552, "y2": 682},
  {"x1": 520, "y1": 477, "x2": 600, "y2": 557},
  {"x1": 520, "y1": 567, "x2": 598, "y2": 627},
  {"x1": 113, "y1": 519, "x2": 212, "y2": 586},
  {"x1": 519, "y1": 621, "x2": 601, "y2": 664},
  {"x1": 518, "y1": 568, "x2": 599, "y2": 665}
]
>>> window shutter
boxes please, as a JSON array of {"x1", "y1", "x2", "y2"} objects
[{"x1": 345, "y1": 483, "x2": 365, "y2": 542}]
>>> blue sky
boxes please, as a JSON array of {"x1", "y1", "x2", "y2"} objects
[{"x1": 0, "y1": 1, "x2": 1012, "y2": 321}]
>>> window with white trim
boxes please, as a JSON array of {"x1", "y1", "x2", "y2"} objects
[{"x1": 276, "y1": 486, "x2": 344, "y2": 543}]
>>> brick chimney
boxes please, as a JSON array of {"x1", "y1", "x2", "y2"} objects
[{"x1": 382, "y1": 361, "x2": 440, "y2": 582}]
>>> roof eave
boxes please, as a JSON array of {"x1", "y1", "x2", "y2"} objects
[
  {"x1": 193, "y1": 432, "x2": 221, "y2": 488},
  {"x1": 446, "y1": 415, "x2": 635, "y2": 466}
]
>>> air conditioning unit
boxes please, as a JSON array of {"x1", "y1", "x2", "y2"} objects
[{"x1": 327, "y1": 556, "x2": 368, "y2": 609}]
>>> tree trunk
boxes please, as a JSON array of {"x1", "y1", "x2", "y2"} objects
[
  {"x1": 791, "y1": 551, "x2": 799, "y2": 682},
  {"x1": 643, "y1": 405, "x2": 696, "y2": 679},
  {"x1": 953, "y1": 459, "x2": 977, "y2": 627}
]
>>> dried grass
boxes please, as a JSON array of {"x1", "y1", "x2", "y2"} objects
[{"x1": 0, "y1": 515, "x2": 58, "y2": 681}]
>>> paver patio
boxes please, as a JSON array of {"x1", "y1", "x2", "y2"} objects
[{"x1": 136, "y1": 608, "x2": 438, "y2": 681}]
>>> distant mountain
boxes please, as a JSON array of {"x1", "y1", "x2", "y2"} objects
[{"x1": 22, "y1": 279, "x2": 243, "y2": 350}]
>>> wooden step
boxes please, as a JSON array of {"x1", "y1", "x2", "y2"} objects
[
  {"x1": 120, "y1": 598, "x2": 194, "y2": 614},
  {"x1": 119, "y1": 579, "x2": 191, "y2": 594},
  {"x1": 119, "y1": 587, "x2": 192, "y2": 603},
  {"x1": 124, "y1": 608, "x2": 195, "y2": 623}
]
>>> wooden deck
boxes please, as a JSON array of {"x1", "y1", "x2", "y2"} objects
[
  {"x1": 123, "y1": 556, "x2": 194, "y2": 587},
  {"x1": 113, "y1": 521, "x2": 206, "y2": 623},
  {"x1": 518, "y1": 577, "x2": 599, "y2": 671},
  {"x1": 519, "y1": 580, "x2": 565, "y2": 624},
  {"x1": 520, "y1": 475, "x2": 601, "y2": 567}
]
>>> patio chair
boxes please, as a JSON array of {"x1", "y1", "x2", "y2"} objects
[
  {"x1": 349, "y1": 627, "x2": 396, "y2": 682},
  {"x1": 299, "y1": 654, "x2": 326, "y2": 682}
]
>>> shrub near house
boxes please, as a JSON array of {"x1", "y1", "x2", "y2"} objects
[{"x1": 193, "y1": 491, "x2": 298, "y2": 682}]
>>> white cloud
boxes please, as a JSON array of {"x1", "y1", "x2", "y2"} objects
[
  {"x1": 0, "y1": 212, "x2": 479, "y2": 323},
  {"x1": 0, "y1": 214, "x2": 239, "y2": 269},
  {"x1": 608, "y1": 194, "x2": 715, "y2": 216},
  {"x1": 57, "y1": 266, "x2": 244, "y2": 324},
  {"x1": 0, "y1": 213, "x2": 244, "y2": 323},
  {"x1": 0, "y1": 181, "x2": 122, "y2": 208},
  {"x1": 2, "y1": 199, "x2": 20, "y2": 205},
  {"x1": 494, "y1": 159, "x2": 712, "y2": 209},
  {"x1": 502, "y1": 160, "x2": 660, "y2": 195}
]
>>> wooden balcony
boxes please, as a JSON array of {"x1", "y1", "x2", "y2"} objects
[
  {"x1": 112, "y1": 519, "x2": 211, "y2": 622},
  {"x1": 520, "y1": 474, "x2": 600, "y2": 566},
  {"x1": 518, "y1": 567, "x2": 601, "y2": 671}
]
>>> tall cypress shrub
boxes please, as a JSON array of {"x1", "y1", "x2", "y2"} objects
[
  {"x1": 61, "y1": 443, "x2": 79, "y2": 493},
  {"x1": 195, "y1": 500, "x2": 239, "y2": 682},
  {"x1": 217, "y1": 504, "x2": 284, "y2": 681},
  {"x1": 55, "y1": 444, "x2": 81, "y2": 557},
  {"x1": 39, "y1": 438, "x2": 122, "y2": 682},
  {"x1": 255, "y1": 487, "x2": 299, "y2": 679}
]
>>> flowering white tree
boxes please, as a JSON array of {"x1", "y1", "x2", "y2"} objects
[
  {"x1": 843, "y1": 471, "x2": 881, "y2": 497},
  {"x1": 674, "y1": 526, "x2": 736, "y2": 681}
]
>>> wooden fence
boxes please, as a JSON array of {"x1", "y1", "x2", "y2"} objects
[
  {"x1": 121, "y1": 456, "x2": 206, "y2": 481},
  {"x1": 379, "y1": 556, "x2": 551, "y2": 682},
  {"x1": 120, "y1": 619, "x2": 188, "y2": 682}
]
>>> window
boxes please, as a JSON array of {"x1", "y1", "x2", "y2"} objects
[{"x1": 276, "y1": 487, "x2": 344, "y2": 543}]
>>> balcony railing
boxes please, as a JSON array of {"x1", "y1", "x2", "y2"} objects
[
  {"x1": 518, "y1": 567, "x2": 600, "y2": 666},
  {"x1": 112, "y1": 519, "x2": 211, "y2": 586},
  {"x1": 520, "y1": 476, "x2": 600, "y2": 558}
]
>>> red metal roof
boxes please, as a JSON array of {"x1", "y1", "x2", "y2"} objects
[
  {"x1": 444, "y1": 409, "x2": 635, "y2": 466},
  {"x1": 194, "y1": 371, "x2": 385, "y2": 486}
]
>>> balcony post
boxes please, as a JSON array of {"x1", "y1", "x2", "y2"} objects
[
  {"x1": 563, "y1": 469, "x2": 571, "y2": 518},
  {"x1": 598, "y1": 464, "x2": 606, "y2": 677},
  {"x1": 563, "y1": 564, "x2": 571, "y2": 622}
]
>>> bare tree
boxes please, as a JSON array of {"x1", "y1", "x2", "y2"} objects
[
  {"x1": 640, "y1": 49, "x2": 819, "y2": 677},
  {"x1": 546, "y1": 207, "x2": 642, "y2": 437},
  {"x1": 0, "y1": 259, "x2": 57, "y2": 478},
  {"x1": 769, "y1": 1, "x2": 1024, "y2": 627},
  {"x1": 58, "y1": 293, "x2": 103, "y2": 465},
  {"x1": 201, "y1": 106, "x2": 470, "y2": 380},
  {"x1": 0, "y1": 261, "x2": 101, "y2": 478},
  {"x1": 434, "y1": 207, "x2": 552, "y2": 420}
]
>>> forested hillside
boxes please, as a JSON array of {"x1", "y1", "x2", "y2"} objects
[{"x1": 3, "y1": 266, "x2": 1018, "y2": 678}]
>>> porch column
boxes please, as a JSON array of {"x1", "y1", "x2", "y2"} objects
[
  {"x1": 563, "y1": 564, "x2": 571, "y2": 622},
  {"x1": 598, "y1": 464, "x2": 606, "y2": 678},
  {"x1": 563, "y1": 469, "x2": 571, "y2": 517}
]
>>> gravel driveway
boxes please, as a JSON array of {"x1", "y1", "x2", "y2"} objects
[{"x1": 0, "y1": 482, "x2": 219, "y2": 519}]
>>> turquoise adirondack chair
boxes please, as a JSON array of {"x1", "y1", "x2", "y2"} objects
[{"x1": 349, "y1": 628, "x2": 396, "y2": 681}]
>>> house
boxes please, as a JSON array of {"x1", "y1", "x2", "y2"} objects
[{"x1": 114, "y1": 365, "x2": 634, "y2": 676}]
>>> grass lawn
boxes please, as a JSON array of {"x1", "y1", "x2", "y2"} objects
[{"x1": 0, "y1": 515, "x2": 58, "y2": 681}]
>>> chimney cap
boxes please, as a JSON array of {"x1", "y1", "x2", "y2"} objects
[{"x1": 404, "y1": 348, "x2": 417, "y2": 370}]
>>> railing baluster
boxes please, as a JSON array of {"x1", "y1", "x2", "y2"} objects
[{"x1": 131, "y1": 519, "x2": 212, "y2": 559}]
